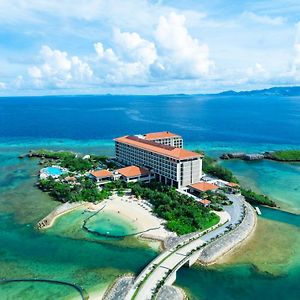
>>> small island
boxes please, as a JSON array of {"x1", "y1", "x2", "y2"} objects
[
  {"x1": 220, "y1": 149, "x2": 300, "y2": 162},
  {"x1": 26, "y1": 131, "x2": 272, "y2": 300}
]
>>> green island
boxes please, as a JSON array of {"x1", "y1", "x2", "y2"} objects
[
  {"x1": 30, "y1": 150, "x2": 220, "y2": 235},
  {"x1": 266, "y1": 150, "x2": 300, "y2": 162},
  {"x1": 31, "y1": 149, "x2": 276, "y2": 235}
]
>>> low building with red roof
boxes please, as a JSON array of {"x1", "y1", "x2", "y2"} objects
[
  {"x1": 225, "y1": 182, "x2": 240, "y2": 188},
  {"x1": 189, "y1": 182, "x2": 219, "y2": 195},
  {"x1": 199, "y1": 199, "x2": 212, "y2": 207},
  {"x1": 115, "y1": 166, "x2": 151, "y2": 183},
  {"x1": 90, "y1": 169, "x2": 113, "y2": 183}
]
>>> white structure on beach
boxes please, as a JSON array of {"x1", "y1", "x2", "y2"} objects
[{"x1": 114, "y1": 131, "x2": 202, "y2": 188}]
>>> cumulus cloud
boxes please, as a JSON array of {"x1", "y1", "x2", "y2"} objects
[
  {"x1": 93, "y1": 29, "x2": 158, "y2": 83},
  {"x1": 154, "y1": 12, "x2": 214, "y2": 78},
  {"x1": 113, "y1": 28, "x2": 157, "y2": 66},
  {"x1": 28, "y1": 45, "x2": 93, "y2": 88},
  {"x1": 91, "y1": 12, "x2": 213, "y2": 84}
]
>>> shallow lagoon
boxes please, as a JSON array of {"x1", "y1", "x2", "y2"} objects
[
  {"x1": 1, "y1": 143, "x2": 300, "y2": 300},
  {"x1": 0, "y1": 150, "x2": 157, "y2": 299},
  {"x1": 221, "y1": 159, "x2": 300, "y2": 214}
]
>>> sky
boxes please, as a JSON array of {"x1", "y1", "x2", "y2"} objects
[{"x1": 0, "y1": 0, "x2": 300, "y2": 95}]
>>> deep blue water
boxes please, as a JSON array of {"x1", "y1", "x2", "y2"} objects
[{"x1": 0, "y1": 94, "x2": 299, "y2": 145}]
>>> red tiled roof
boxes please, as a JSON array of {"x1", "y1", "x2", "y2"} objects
[
  {"x1": 144, "y1": 131, "x2": 180, "y2": 140},
  {"x1": 190, "y1": 182, "x2": 219, "y2": 192},
  {"x1": 200, "y1": 199, "x2": 211, "y2": 205},
  {"x1": 114, "y1": 135, "x2": 201, "y2": 160},
  {"x1": 90, "y1": 169, "x2": 112, "y2": 178},
  {"x1": 226, "y1": 182, "x2": 239, "y2": 187},
  {"x1": 116, "y1": 166, "x2": 149, "y2": 178}
]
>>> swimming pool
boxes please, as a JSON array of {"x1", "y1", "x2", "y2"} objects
[{"x1": 42, "y1": 166, "x2": 65, "y2": 178}]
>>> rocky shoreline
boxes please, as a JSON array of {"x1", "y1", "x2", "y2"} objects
[
  {"x1": 220, "y1": 151, "x2": 300, "y2": 162},
  {"x1": 102, "y1": 274, "x2": 135, "y2": 300}
]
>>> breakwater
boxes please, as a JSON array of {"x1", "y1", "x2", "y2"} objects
[
  {"x1": 0, "y1": 278, "x2": 86, "y2": 300},
  {"x1": 37, "y1": 202, "x2": 86, "y2": 229},
  {"x1": 220, "y1": 151, "x2": 300, "y2": 162}
]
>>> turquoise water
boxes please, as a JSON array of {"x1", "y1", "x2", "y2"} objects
[
  {"x1": 0, "y1": 149, "x2": 157, "y2": 299},
  {"x1": 176, "y1": 261, "x2": 300, "y2": 300},
  {"x1": 221, "y1": 159, "x2": 300, "y2": 214},
  {"x1": 85, "y1": 211, "x2": 139, "y2": 237},
  {"x1": 176, "y1": 207, "x2": 300, "y2": 300},
  {"x1": 1, "y1": 141, "x2": 299, "y2": 300},
  {"x1": 0, "y1": 94, "x2": 300, "y2": 299}
]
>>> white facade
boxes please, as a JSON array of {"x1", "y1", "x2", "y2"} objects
[{"x1": 114, "y1": 133, "x2": 202, "y2": 188}]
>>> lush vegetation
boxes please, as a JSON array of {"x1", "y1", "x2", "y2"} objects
[
  {"x1": 38, "y1": 177, "x2": 111, "y2": 202},
  {"x1": 268, "y1": 150, "x2": 300, "y2": 161},
  {"x1": 30, "y1": 149, "x2": 118, "y2": 172},
  {"x1": 29, "y1": 149, "x2": 76, "y2": 160},
  {"x1": 38, "y1": 175, "x2": 129, "y2": 203},
  {"x1": 195, "y1": 151, "x2": 239, "y2": 183},
  {"x1": 241, "y1": 188, "x2": 276, "y2": 207},
  {"x1": 130, "y1": 181, "x2": 220, "y2": 235}
]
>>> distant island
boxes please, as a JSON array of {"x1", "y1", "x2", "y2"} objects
[{"x1": 215, "y1": 86, "x2": 300, "y2": 97}]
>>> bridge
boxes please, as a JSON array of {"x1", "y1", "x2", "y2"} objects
[{"x1": 125, "y1": 195, "x2": 247, "y2": 300}]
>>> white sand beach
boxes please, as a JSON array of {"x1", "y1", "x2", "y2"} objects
[{"x1": 86, "y1": 194, "x2": 174, "y2": 241}]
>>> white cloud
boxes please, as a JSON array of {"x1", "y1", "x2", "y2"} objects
[
  {"x1": 154, "y1": 12, "x2": 214, "y2": 78},
  {"x1": 242, "y1": 11, "x2": 284, "y2": 26},
  {"x1": 93, "y1": 30, "x2": 158, "y2": 83},
  {"x1": 0, "y1": 82, "x2": 6, "y2": 89},
  {"x1": 113, "y1": 28, "x2": 157, "y2": 66},
  {"x1": 246, "y1": 63, "x2": 268, "y2": 78},
  {"x1": 28, "y1": 45, "x2": 93, "y2": 88}
]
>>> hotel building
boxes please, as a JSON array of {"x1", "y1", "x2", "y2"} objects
[
  {"x1": 142, "y1": 131, "x2": 183, "y2": 148},
  {"x1": 114, "y1": 132, "x2": 202, "y2": 188}
]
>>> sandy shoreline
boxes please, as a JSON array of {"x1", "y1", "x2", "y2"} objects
[
  {"x1": 85, "y1": 194, "x2": 174, "y2": 241},
  {"x1": 38, "y1": 194, "x2": 173, "y2": 241},
  {"x1": 37, "y1": 194, "x2": 174, "y2": 300}
]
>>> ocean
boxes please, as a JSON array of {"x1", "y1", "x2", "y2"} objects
[{"x1": 0, "y1": 94, "x2": 299, "y2": 299}]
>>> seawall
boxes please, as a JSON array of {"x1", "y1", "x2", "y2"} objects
[{"x1": 198, "y1": 201, "x2": 257, "y2": 265}]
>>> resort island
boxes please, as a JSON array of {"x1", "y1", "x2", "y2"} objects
[{"x1": 27, "y1": 131, "x2": 273, "y2": 300}]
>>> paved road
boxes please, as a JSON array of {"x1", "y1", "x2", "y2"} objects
[{"x1": 125, "y1": 195, "x2": 245, "y2": 300}]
